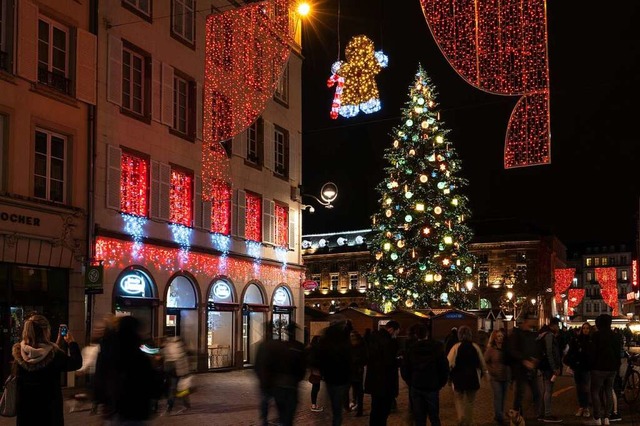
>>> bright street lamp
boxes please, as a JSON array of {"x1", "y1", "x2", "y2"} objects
[{"x1": 302, "y1": 182, "x2": 338, "y2": 211}]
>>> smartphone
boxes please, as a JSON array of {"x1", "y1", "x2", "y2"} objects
[{"x1": 60, "y1": 324, "x2": 68, "y2": 337}]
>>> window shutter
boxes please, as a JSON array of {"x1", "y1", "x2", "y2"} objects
[
  {"x1": 151, "y1": 59, "x2": 162, "y2": 122},
  {"x1": 196, "y1": 81, "x2": 203, "y2": 140},
  {"x1": 150, "y1": 160, "x2": 160, "y2": 219},
  {"x1": 288, "y1": 208, "x2": 296, "y2": 250},
  {"x1": 232, "y1": 189, "x2": 246, "y2": 238},
  {"x1": 161, "y1": 63, "x2": 174, "y2": 126},
  {"x1": 159, "y1": 163, "x2": 171, "y2": 221},
  {"x1": 262, "y1": 198, "x2": 274, "y2": 245},
  {"x1": 289, "y1": 133, "x2": 297, "y2": 182},
  {"x1": 194, "y1": 175, "x2": 203, "y2": 228},
  {"x1": 202, "y1": 200, "x2": 212, "y2": 232},
  {"x1": 76, "y1": 29, "x2": 97, "y2": 105},
  {"x1": 263, "y1": 120, "x2": 274, "y2": 171},
  {"x1": 17, "y1": 0, "x2": 37, "y2": 82},
  {"x1": 107, "y1": 35, "x2": 122, "y2": 106},
  {"x1": 106, "y1": 145, "x2": 122, "y2": 210},
  {"x1": 233, "y1": 127, "x2": 247, "y2": 158}
]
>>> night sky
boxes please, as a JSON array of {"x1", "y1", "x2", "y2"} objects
[{"x1": 299, "y1": 0, "x2": 640, "y2": 246}]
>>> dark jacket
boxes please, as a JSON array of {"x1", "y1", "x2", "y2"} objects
[
  {"x1": 12, "y1": 341, "x2": 82, "y2": 426},
  {"x1": 401, "y1": 339, "x2": 448, "y2": 391},
  {"x1": 484, "y1": 344, "x2": 509, "y2": 382},
  {"x1": 448, "y1": 341, "x2": 485, "y2": 392},
  {"x1": 538, "y1": 330, "x2": 562, "y2": 372},
  {"x1": 364, "y1": 328, "x2": 399, "y2": 396},
  {"x1": 589, "y1": 329, "x2": 622, "y2": 372},
  {"x1": 318, "y1": 324, "x2": 352, "y2": 385},
  {"x1": 564, "y1": 333, "x2": 591, "y2": 372},
  {"x1": 350, "y1": 340, "x2": 368, "y2": 382},
  {"x1": 256, "y1": 338, "x2": 307, "y2": 390},
  {"x1": 508, "y1": 326, "x2": 540, "y2": 379}
]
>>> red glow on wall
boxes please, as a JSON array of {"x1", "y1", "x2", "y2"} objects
[
  {"x1": 170, "y1": 169, "x2": 193, "y2": 226},
  {"x1": 121, "y1": 153, "x2": 148, "y2": 216},
  {"x1": 245, "y1": 193, "x2": 262, "y2": 242},
  {"x1": 554, "y1": 268, "x2": 575, "y2": 304},
  {"x1": 633, "y1": 260, "x2": 638, "y2": 287},
  {"x1": 274, "y1": 204, "x2": 288, "y2": 247},
  {"x1": 596, "y1": 267, "x2": 619, "y2": 316},
  {"x1": 567, "y1": 288, "x2": 585, "y2": 316},
  {"x1": 420, "y1": 0, "x2": 551, "y2": 168},
  {"x1": 212, "y1": 180, "x2": 231, "y2": 235}
]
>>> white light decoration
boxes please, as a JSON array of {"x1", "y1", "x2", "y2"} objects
[
  {"x1": 434, "y1": 273, "x2": 442, "y2": 282},
  {"x1": 275, "y1": 246, "x2": 288, "y2": 267},
  {"x1": 122, "y1": 213, "x2": 147, "y2": 242},
  {"x1": 211, "y1": 233, "x2": 231, "y2": 254},
  {"x1": 415, "y1": 203, "x2": 425, "y2": 211},
  {"x1": 301, "y1": 240, "x2": 312, "y2": 249},
  {"x1": 421, "y1": 121, "x2": 429, "y2": 129},
  {"x1": 417, "y1": 97, "x2": 425, "y2": 105},
  {"x1": 390, "y1": 253, "x2": 398, "y2": 261},
  {"x1": 170, "y1": 224, "x2": 192, "y2": 249},
  {"x1": 319, "y1": 238, "x2": 327, "y2": 248},
  {"x1": 425, "y1": 273, "x2": 434, "y2": 282},
  {"x1": 405, "y1": 215, "x2": 413, "y2": 222},
  {"x1": 406, "y1": 119, "x2": 414, "y2": 127},
  {"x1": 437, "y1": 182, "x2": 446, "y2": 189},
  {"x1": 383, "y1": 242, "x2": 391, "y2": 251},
  {"x1": 405, "y1": 191, "x2": 413, "y2": 199},
  {"x1": 385, "y1": 197, "x2": 392, "y2": 205},
  {"x1": 452, "y1": 198, "x2": 459, "y2": 206},
  {"x1": 397, "y1": 240, "x2": 405, "y2": 248},
  {"x1": 436, "y1": 135, "x2": 444, "y2": 144},
  {"x1": 337, "y1": 237, "x2": 347, "y2": 246},
  {"x1": 444, "y1": 236, "x2": 453, "y2": 244},
  {"x1": 355, "y1": 235, "x2": 364, "y2": 245}
]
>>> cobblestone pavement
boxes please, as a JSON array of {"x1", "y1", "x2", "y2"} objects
[{"x1": 2, "y1": 369, "x2": 640, "y2": 425}]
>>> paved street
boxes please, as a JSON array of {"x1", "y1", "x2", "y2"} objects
[{"x1": 2, "y1": 368, "x2": 640, "y2": 426}]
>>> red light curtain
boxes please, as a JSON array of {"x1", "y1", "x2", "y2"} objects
[
  {"x1": 420, "y1": 0, "x2": 551, "y2": 168},
  {"x1": 596, "y1": 267, "x2": 619, "y2": 316},
  {"x1": 554, "y1": 268, "x2": 575, "y2": 304},
  {"x1": 567, "y1": 288, "x2": 585, "y2": 316}
]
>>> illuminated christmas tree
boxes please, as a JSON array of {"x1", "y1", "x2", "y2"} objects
[{"x1": 368, "y1": 67, "x2": 475, "y2": 312}]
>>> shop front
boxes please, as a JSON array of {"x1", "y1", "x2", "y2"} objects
[
  {"x1": 242, "y1": 282, "x2": 268, "y2": 366},
  {"x1": 165, "y1": 273, "x2": 199, "y2": 354},
  {"x1": 207, "y1": 278, "x2": 237, "y2": 369},
  {"x1": 272, "y1": 285, "x2": 295, "y2": 340},
  {"x1": 113, "y1": 267, "x2": 159, "y2": 342}
]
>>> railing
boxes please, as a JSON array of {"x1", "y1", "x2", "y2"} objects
[{"x1": 38, "y1": 67, "x2": 72, "y2": 95}]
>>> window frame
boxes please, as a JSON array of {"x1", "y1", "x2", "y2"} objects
[
  {"x1": 121, "y1": 41, "x2": 151, "y2": 122},
  {"x1": 244, "y1": 191, "x2": 262, "y2": 242},
  {"x1": 273, "y1": 124, "x2": 289, "y2": 179},
  {"x1": 621, "y1": 269, "x2": 629, "y2": 281},
  {"x1": 349, "y1": 272, "x2": 358, "y2": 290},
  {"x1": 273, "y1": 202, "x2": 288, "y2": 247},
  {"x1": 0, "y1": 0, "x2": 15, "y2": 73},
  {"x1": 122, "y1": 0, "x2": 152, "y2": 23},
  {"x1": 273, "y1": 62, "x2": 289, "y2": 107},
  {"x1": 330, "y1": 273, "x2": 339, "y2": 291},
  {"x1": 37, "y1": 15, "x2": 71, "y2": 94},
  {"x1": 0, "y1": 114, "x2": 5, "y2": 189},
  {"x1": 171, "y1": 0, "x2": 195, "y2": 48},
  {"x1": 169, "y1": 164, "x2": 194, "y2": 227},
  {"x1": 120, "y1": 148, "x2": 150, "y2": 217},
  {"x1": 171, "y1": 69, "x2": 196, "y2": 140},
  {"x1": 33, "y1": 128, "x2": 67, "y2": 203}
]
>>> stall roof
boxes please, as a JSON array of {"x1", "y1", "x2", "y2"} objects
[
  {"x1": 429, "y1": 308, "x2": 478, "y2": 319},
  {"x1": 305, "y1": 306, "x2": 330, "y2": 320},
  {"x1": 388, "y1": 309, "x2": 431, "y2": 319},
  {"x1": 336, "y1": 307, "x2": 388, "y2": 318}
]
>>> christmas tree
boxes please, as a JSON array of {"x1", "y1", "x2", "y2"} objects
[{"x1": 368, "y1": 66, "x2": 475, "y2": 312}]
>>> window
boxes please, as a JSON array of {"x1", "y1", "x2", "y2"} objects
[
  {"x1": 274, "y1": 62, "x2": 289, "y2": 105},
  {"x1": 477, "y1": 253, "x2": 488, "y2": 264},
  {"x1": 515, "y1": 264, "x2": 527, "y2": 284},
  {"x1": 122, "y1": 0, "x2": 151, "y2": 20},
  {"x1": 585, "y1": 258, "x2": 592, "y2": 266},
  {"x1": 245, "y1": 192, "x2": 262, "y2": 241},
  {"x1": 602, "y1": 257, "x2": 608, "y2": 266},
  {"x1": 246, "y1": 119, "x2": 263, "y2": 165},
  {"x1": 169, "y1": 167, "x2": 193, "y2": 226},
  {"x1": 330, "y1": 274, "x2": 339, "y2": 291},
  {"x1": 273, "y1": 125, "x2": 289, "y2": 178},
  {"x1": 594, "y1": 258, "x2": 601, "y2": 266},
  {"x1": 586, "y1": 302, "x2": 591, "y2": 313},
  {"x1": 172, "y1": 0, "x2": 195, "y2": 45},
  {"x1": 622, "y1": 256, "x2": 628, "y2": 265},
  {"x1": 621, "y1": 270, "x2": 629, "y2": 281},
  {"x1": 122, "y1": 42, "x2": 149, "y2": 118},
  {"x1": 120, "y1": 151, "x2": 149, "y2": 216},
  {"x1": 0, "y1": 0, "x2": 14, "y2": 72},
  {"x1": 349, "y1": 273, "x2": 358, "y2": 290},
  {"x1": 274, "y1": 204, "x2": 288, "y2": 247},
  {"x1": 311, "y1": 274, "x2": 320, "y2": 284},
  {"x1": 478, "y1": 265, "x2": 489, "y2": 287},
  {"x1": 211, "y1": 180, "x2": 231, "y2": 235},
  {"x1": 0, "y1": 115, "x2": 4, "y2": 188},
  {"x1": 34, "y1": 129, "x2": 66, "y2": 203},
  {"x1": 172, "y1": 73, "x2": 194, "y2": 137},
  {"x1": 609, "y1": 257, "x2": 616, "y2": 266},
  {"x1": 37, "y1": 17, "x2": 70, "y2": 94},
  {"x1": 586, "y1": 271, "x2": 593, "y2": 282}
]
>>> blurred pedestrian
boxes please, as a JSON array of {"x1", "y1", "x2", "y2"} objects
[
  {"x1": 12, "y1": 314, "x2": 82, "y2": 425},
  {"x1": 564, "y1": 322, "x2": 591, "y2": 418},
  {"x1": 448, "y1": 325, "x2": 487, "y2": 426},
  {"x1": 444, "y1": 327, "x2": 458, "y2": 355},
  {"x1": 162, "y1": 336, "x2": 192, "y2": 415},
  {"x1": 508, "y1": 312, "x2": 541, "y2": 418},
  {"x1": 347, "y1": 330, "x2": 368, "y2": 416},
  {"x1": 306, "y1": 335, "x2": 324, "y2": 412},
  {"x1": 484, "y1": 329, "x2": 509, "y2": 425},
  {"x1": 365, "y1": 320, "x2": 400, "y2": 426},
  {"x1": 537, "y1": 317, "x2": 563, "y2": 423}
]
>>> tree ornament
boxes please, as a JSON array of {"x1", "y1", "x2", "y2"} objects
[
  {"x1": 405, "y1": 299, "x2": 414, "y2": 308},
  {"x1": 419, "y1": 174, "x2": 428, "y2": 183},
  {"x1": 434, "y1": 206, "x2": 442, "y2": 215}
]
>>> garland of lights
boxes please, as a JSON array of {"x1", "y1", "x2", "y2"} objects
[
  {"x1": 554, "y1": 268, "x2": 575, "y2": 304},
  {"x1": 567, "y1": 288, "x2": 585, "y2": 316},
  {"x1": 245, "y1": 193, "x2": 262, "y2": 242},
  {"x1": 170, "y1": 169, "x2": 193, "y2": 227},
  {"x1": 202, "y1": 0, "x2": 296, "y2": 199},
  {"x1": 420, "y1": 0, "x2": 551, "y2": 168},
  {"x1": 596, "y1": 267, "x2": 619, "y2": 316},
  {"x1": 121, "y1": 153, "x2": 148, "y2": 216},
  {"x1": 328, "y1": 35, "x2": 388, "y2": 119},
  {"x1": 211, "y1": 180, "x2": 231, "y2": 235},
  {"x1": 95, "y1": 237, "x2": 302, "y2": 288},
  {"x1": 274, "y1": 204, "x2": 288, "y2": 247}
]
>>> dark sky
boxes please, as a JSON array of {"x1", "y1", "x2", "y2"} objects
[{"x1": 300, "y1": 0, "x2": 640, "y2": 246}]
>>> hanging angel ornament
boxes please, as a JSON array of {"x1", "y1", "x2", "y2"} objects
[{"x1": 327, "y1": 35, "x2": 388, "y2": 119}]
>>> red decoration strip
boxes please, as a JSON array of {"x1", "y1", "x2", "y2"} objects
[
  {"x1": 420, "y1": 0, "x2": 551, "y2": 168},
  {"x1": 121, "y1": 153, "x2": 148, "y2": 216},
  {"x1": 95, "y1": 237, "x2": 302, "y2": 287},
  {"x1": 554, "y1": 268, "x2": 575, "y2": 304},
  {"x1": 596, "y1": 267, "x2": 619, "y2": 316},
  {"x1": 274, "y1": 204, "x2": 288, "y2": 247},
  {"x1": 170, "y1": 169, "x2": 193, "y2": 226},
  {"x1": 211, "y1": 180, "x2": 231, "y2": 235},
  {"x1": 245, "y1": 193, "x2": 262, "y2": 242},
  {"x1": 567, "y1": 288, "x2": 585, "y2": 316}
]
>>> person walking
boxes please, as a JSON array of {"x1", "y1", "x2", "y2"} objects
[
  {"x1": 348, "y1": 330, "x2": 368, "y2": 417},
  {"x1": 564, "y1": 322, "x2": 592, "y2": 418},
  {"x1": 484, "y1": 329, "x2": 510, "y2": 425},
  {"x1": 537, "y1": 317, "x2": 563, "y2": 423},
  {"x1": 162, "y1": 336, "x2": 192, "y2": 415},
  {"x1": 364, "y1": 320, "x2": 401, "y2": 426},
  {"x1": 401, "y1": 323, "x2": 448, "y2": 426},
  {"x1": 306, "y1": 335, "x2": 324, "y2": 412},
  {"x1": 508, "y1": 312, "x2": 542, "y2": 419},
  {"x1": 448, "y1": 325, "x2": 487, "y2": 426},
  {"x1": 11, "y1": 314, "x2": 82, "y2": 425}
]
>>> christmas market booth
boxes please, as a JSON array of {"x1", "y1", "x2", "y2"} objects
[
  {"x1": 428, "y1": 308, "x2": 478, "y2": 342},
  {"x1": 334, "y1": 307, "x2": 389, "y2": 336},
  {"x1": 387, "y1": 309, "x2": 431, "y2": 337}
]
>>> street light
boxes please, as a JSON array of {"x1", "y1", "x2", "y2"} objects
[{"x1": 302, "y1": 182, "x2": 338, "y2": 211}]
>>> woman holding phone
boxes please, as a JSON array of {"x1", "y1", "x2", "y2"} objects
[{"x1": 11, "y1": 314, "x2": 82, "y2": 425}]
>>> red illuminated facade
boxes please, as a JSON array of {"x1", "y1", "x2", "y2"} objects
[
  {"x1": 596, "y1": 267, "x2": 619, "y2": 316},
  {"x1": 245, "y1": 192, "x2": 262, "y2": 242},
  {"x1": 121, "y1": 152, "x2": 149, "y2": 216},
  {"x1": 274, "y1": 204, "x2": 288, "y2": 247},
  {"x1": 170, "y1": 168, "x2": 193, "y2": 226},
  {"x1": 554, "y1": 268, "x2": 575, "y2": 304},
  {"x1": 211, "y1": 180, "x2": 231, "y2": 235}
]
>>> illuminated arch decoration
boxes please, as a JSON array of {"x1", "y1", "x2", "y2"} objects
[
  {"x1": 203, "y1": 0, "x2": 296, "y2": 199},
  {"x1": 567, "y1": 288, "x2": 585, "y2": 316},
  {"x1": 596, "y1": 267, "x2": 619, "y2": 316},
  {"x1": 554, "y1": 268, "x2": 575, "y2": 304},
  {"x1": 327, "y1": 35, "x2": 388, "y2": 119},
  {"x1": 420, "y1": 0, "x2": 551, "y2": 168}
]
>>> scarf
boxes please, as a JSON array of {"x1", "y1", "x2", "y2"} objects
[{"x1": 20, "y1": 341, "x2": 54, "y2": 364}]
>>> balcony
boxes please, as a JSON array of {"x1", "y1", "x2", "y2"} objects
[{"x1": 38, "y1": 67, "x2": 72, "y2": 96}]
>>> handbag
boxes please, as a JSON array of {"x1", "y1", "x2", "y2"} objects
[
  {"x1": 0, "y1": 375, "x2": 17, "y2": 417},
  {"x1": 176, "y1": 375, "x2": 194, "y2": 398}
]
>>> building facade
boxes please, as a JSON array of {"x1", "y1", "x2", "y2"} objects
[
  {"x1": 0, "y1": 0, "x2": 95, "y2": 380},
  {"x1": 92, "y1": 0, "x2": 304, "y2": 370}
]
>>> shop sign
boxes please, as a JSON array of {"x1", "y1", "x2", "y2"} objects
[
  {"x1": 0, "y1": 204, "x2": 65, "y2": 239},
  {"x1": 273, "y1": 288, "x2": 289, "y2": 305},
  {"x1": 213, "y1": 281, "x2": 231, "y2": 300},
  {"x1": 120, "y1": 274, "x2": 146, "y2": 296},
  {"x1": 627, "y1": 291, "x2": 637, "y2": 301},
  {"x1": 85, "y1": 264, "x2": 104, "y2": 294},
  {"x1": 633, "y1": 260, "x2": 638, "y2": 287},
  {"x1": 302, "y1": 280, "x2": 318, "y2": 291},
  {"x1": 444, "y1": 312, "x2": 464, "y2": 319}
]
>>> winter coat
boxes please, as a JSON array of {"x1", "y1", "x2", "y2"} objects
[
  {"x1": 537, "y1": 331, "x2": 562, "y2": 372},
  {"x1": 349, "y1": 341, "x2": 368, "y2": 383},
  {"x1": 364, "y1": 328, "x2": 399, "y2": 396},
  {"x1": 255, "y1": 338, "x2": 307, "y2": 390},
  {"x1": 318, "y1": 324, "x2": 352, "y2": 386},
  {"x1": 588, "y1": 329, "x2": 622, "y2": 372},
  {"x1": 401, "y1": 339, "x2": 448, "y2": 391},
  {"x1": 12, "y1": 341, "x2": 82, "y2": 426},
  {"x1": 508, "y1": 326, "x2": 541, "y2": 380},
  {"x1": 564, "y1": 333, "x2": 591, "y2": 372},
  {"x1": 448, "y1": 341, "x2": 486, "y2": 392},
  {"x1": 484, "y1": 344, "x2": 509, "y2": 382},
  {"x1": 162, "y1": 338, "x2": 190, "y2": 377}
]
